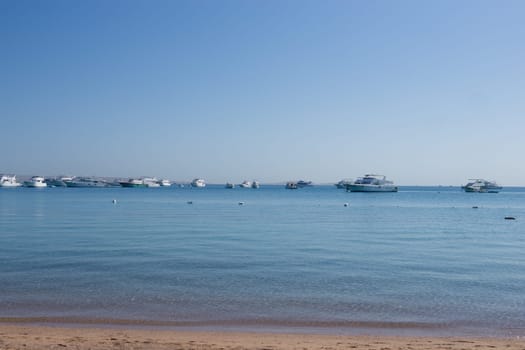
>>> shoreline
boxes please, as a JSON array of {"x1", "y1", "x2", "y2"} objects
[
  {"x1": 0, "y1": 316, "x2": 513, "y2": 338},
  {"x1": 1, "y1": 324, "x2": 524, "y2": 350}
]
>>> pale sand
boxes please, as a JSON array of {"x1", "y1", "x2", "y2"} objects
[{"x1": 0, "y1": 325, "x2": 524, "y2": 350}]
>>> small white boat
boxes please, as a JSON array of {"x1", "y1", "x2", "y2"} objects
[
  {"x1": 462, "y1": 179, "x2": 502, "y2": 193},
  {"x1": 239, "y1": 180, "x2": 252, "y2": 188},
  {"x1": 0, "y1": 175, "x2": 22, "y2": 187},
  {"x1": 191, "y1": 178, "x2": 206, "y2": 188},
  {"x1": 346, "y1": 174, "x2": 398, "y2": 192},
  {"x1": 251, "y1": 181, "x2": 260, "y2": 189},
  {"x1": 285, "y1": 181, "x2": 298, "y2": 189},
  {"x1": 24, "y1": 176, "x2": 48, "y2": 188},
  {"x1": 143, "y1": 177, "x2": 161, "y2": 187},
  {"x1": 158, "y1": 179, "x2": 172, "y2": 187}
]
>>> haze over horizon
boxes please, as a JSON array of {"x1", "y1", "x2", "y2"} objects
[{"x1": 2, "y1": 0, "x2": 525, "y2": 186}]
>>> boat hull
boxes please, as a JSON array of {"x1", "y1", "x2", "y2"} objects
[
  {"x1": 0, "y1": 183, "x2": 22, "y2": 187},
  {"x1": 65, "y1": 181, "x2": 108, "y2": 188},
  {"x1": 346, "y1": 184, "x2": 398, "y2": 192},
  {"x1": 120, "y1": 182, "x2": 147, "y2": 188},
  {"x1": 24, "y1": 182, "x2": 47, "y2": 188}
]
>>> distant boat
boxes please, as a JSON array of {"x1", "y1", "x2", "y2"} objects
[
  {"x1": 225, "y1": 182, "x2": 235, "y2": 189},
  {"x1": 285, "y1": 181, "x2": 298, "y2": 189},
  {"x1": 191, "y1": 178, "x2": 206, "y2": 188},
  {"x1": 0, "y1": 175, "x2": 22, "y2": 187},
  {"x1": 296, "y1": 180, "x2": 312, "y2": 188},
  {"x1": 143, "y1": 177, "x2": 161, "y2": 187},
  {"x1": 158, "y1": 179, "x2": 172, "y2": 187},
  {"x1": 119, "y1": 179, "x2": 147, "y2": 188},
  {"x1": 251, "y1": 181, "x2": 260, "y2": 189},
  {"x1": 64, "y1": 177, "x2": 109, "y2": 187},
  {"x1": 335, "y1": 179, "x2": 352, "y2": 189},
  {"x1": 239, "y1": 180, "x2": 252, "y2": 188},
  {"x1": 24, "y1": 176, "x2": 47, "y2": 188},
  {"x1": 345, "y1": 174, "x2": 398, "y2": 192},
  {"x1": 462, "y1": 179, "x2": 502, "y2": 193},
  {"x1": 46, "y1": 176, "x2": 74, "y2": 187}
]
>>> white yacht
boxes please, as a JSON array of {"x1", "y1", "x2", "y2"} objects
[
  {"x1": 346, "y1": 174, "x2": 398, "y2": 192},
  {"x1": 0, "y1": 175, "x2": 22, "y2": 187},
  {"x1": 158, "y1": 179, "x2": 172, "y2": 187},
  {"x1": 285, "y1": 181, "x2": 298, "y2": 189},
  {"x1": 143, "y1": 177, "x2": 161, "y2": 187},
  {"x1": 191, "y1": 178, "x2": 206, "y2": 188},
  {"x1": 24, "y1": 176, "x2": 48, "y2": 188},
  {"x1": 462, "y1": 179, "x2": 502, "y2": 193},
  {"x1": 46, "y1": 176, "x2": 74, "y2": 187},
  {"x1": 239, "y1": 180, "x2": 252, "y2": 188}
]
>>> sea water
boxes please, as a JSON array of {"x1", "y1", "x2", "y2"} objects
[{"x1": 1, "y1": 185, "x2": 525, "y2": 336}]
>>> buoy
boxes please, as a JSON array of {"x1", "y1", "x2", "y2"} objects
[
  {"x1": 344, "y1": 203, "x2": 349, "y2": 207},
  {"x1": 505, "y1": 216, "x2": 516, "y2": 220},
  {"x1": 112, "y1": 199, "x2": 117, "y2": 204}
]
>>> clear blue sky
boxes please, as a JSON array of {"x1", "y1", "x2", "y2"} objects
[{"x1": 2, "y1": 0, "x2": 524, "y2": 185}]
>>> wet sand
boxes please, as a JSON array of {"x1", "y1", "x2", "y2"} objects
[{"x1": 1, "y1": 324, "x2": 524, "y2": 350}]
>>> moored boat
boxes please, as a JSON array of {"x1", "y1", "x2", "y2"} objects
[
  {"x1": 64, "y1": 177, "x2": 109, "y2": 187},
  {"x1": 335, "y1": 179, "x2": 352, "y2": 189},
  {"x1": 285, "y1": 181, "x2": 298, "y2": 189},
  {"x1": 296, "y1": 180, "x2": 312, "y2": 188},
  {"x1": 158, "y1": 179, "x2": 172, "y2": 187},
  {"x1": 119, "y1": 179, "x2": 147, "y2": 188},
  {"x1": 143, "y1": 177, "x2": 161, "y2": 187},
  {"x1": 191, "y1": 178, "x2": 206, "y2": 188},
  {"x1": 0, "y1": 175, "x2": 22, "y2": 187},
  {"x1": 24, "y1": 176, "x2": 47, "y2": 188},
  {"x1": 225, "y1": 182, "x2": 235, "y2": 189},
  {"x1": 239, "y1": 180, "x2": 252, "y2": 188},
  {"x1": 46, "y1": 176, "x2": 74, "y2": 187},
  {"x1": 462, "y1": 179, "x2": 502, "y2": 193},
  {"x1": 251, "y1": 181, "x2": 260, "y2": 189},
  {"x1": 345, "y1": 174, "x2": 398, "y2": 192}
]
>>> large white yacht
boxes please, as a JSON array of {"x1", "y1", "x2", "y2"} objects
[
  {"x1": 462, "y1": 179, "x2": 502, "y2": 193},
  {"x1": 345, "y1": 174, "x2": 398, "y2": 192},
  {"x1": 0, "y1": 175, "x2": 22, "y2": 187},
  {"x1": 191, "y1": 178, "x2": 206, "y2": 188},
  {"x1": 24, "y1": 176, "x2": 48, "y2": 188}
]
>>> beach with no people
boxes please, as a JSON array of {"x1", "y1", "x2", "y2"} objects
[{"x1": 1, "y1": 324, "x2": 525, "y2": 350}]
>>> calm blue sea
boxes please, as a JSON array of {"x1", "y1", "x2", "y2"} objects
[{"x1": 1, "y1": 185, "x2": 525, "y2": 337}]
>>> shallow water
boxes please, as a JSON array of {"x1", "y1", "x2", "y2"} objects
[{"x1": 1, "y1": 185, "x2": 525, "y2": 336}]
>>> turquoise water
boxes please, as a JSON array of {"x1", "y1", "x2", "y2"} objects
[{"x1": 1, "y1": 185, "x2": 525, "y2": 336}]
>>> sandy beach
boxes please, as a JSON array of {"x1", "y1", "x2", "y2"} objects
[{"x1": 0, "y1": 324, "x2": 524, "y2": 350}]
